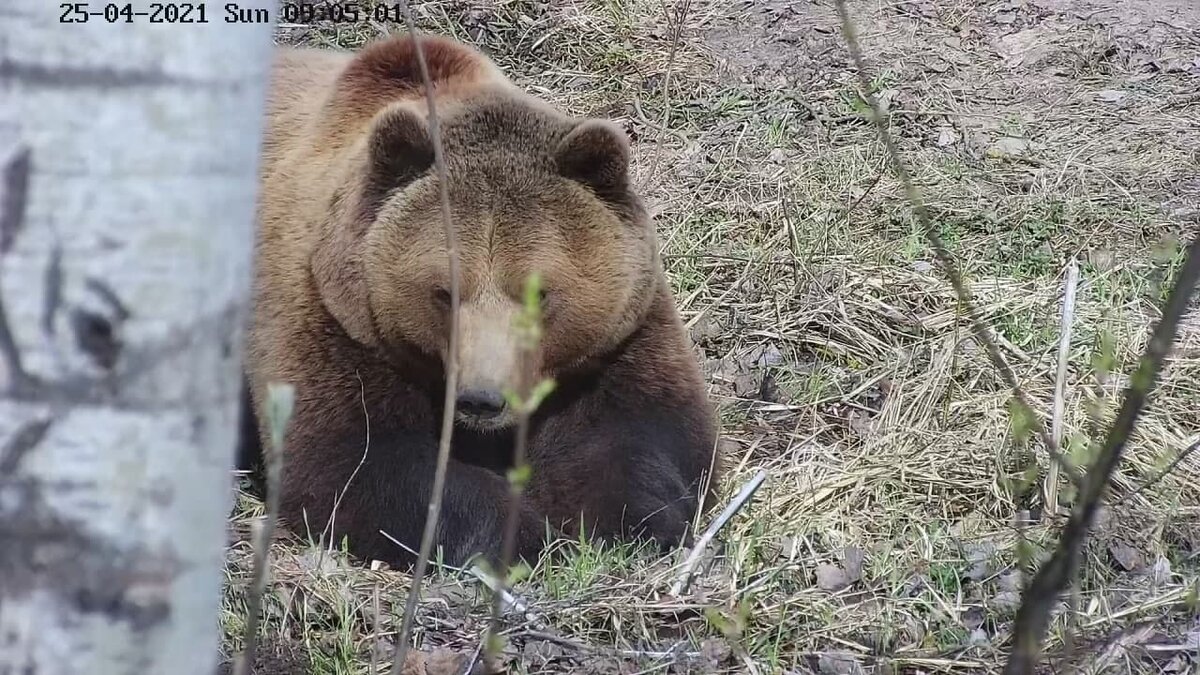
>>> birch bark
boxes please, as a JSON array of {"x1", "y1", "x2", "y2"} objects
[{"x1": 0, "y1": 4, "x2": 273, "y2": 673}]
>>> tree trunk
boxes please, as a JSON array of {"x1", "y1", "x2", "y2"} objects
[{"x1": 0, "y1": 4, "x2": 274, "y2": 673}]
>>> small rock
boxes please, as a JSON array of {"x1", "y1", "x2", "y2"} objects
[
  {"x1": 966, "y1": 628, "x2": 990, "y2": 646},
  {"x1": 987, "y1": 136, "x2": 1031, "y2": 159},
  {"x1": 842, "y1": 547, "x2": 866, "y2": 583},
  {"x1": 926, "y1": 58, "x2": 952, "y2": 73},
  {"x1": 700, "y1": 637, "x2": 733, "y2": 665},
  {"x1": 936, "y1": 127, "x2": 959, "y2": 146},
  {"x1": 818, "y1": 652, "x2": 864, "y2": 675},
  {"x1": 1085, "y1": 249, "x2": 1116, "y2": 271},
  {"x1": 1150, "y1": 556, "x2": 1172, "y2": 586},
  {"x1": 912, "y1": 260, "x2": 934, "y2": 274},
  {"x1": 846, "y1": 410, "x2": 875, "y2": 438},
  {"x1": 992, "y1": 590, "x2": 1022, "y2": 613},
  {"x1": 997, "y1": 570, "x2": 1022, "y2": 593},
  {"x1": 1095, "y1": 89, "x2": 1127, "y2": 103},
  {"x1": 816, "y1": 563, "x2": 852, "y2": 592},
  {"x1": 768, "y1": 148, "x2": 787, "y2": 164},
  {"x1": 962, "y1": 605, "x2": 986, "y2": 630},
  {"x1": 1109, "y1": 541, "x2": 1144, "y2": 572},
  {"x1": 522, "y1": 639, "x2": 564, "y2": 663},
  {"x1": 688, "y1": 313, "x2": 719, "y2": 344}
]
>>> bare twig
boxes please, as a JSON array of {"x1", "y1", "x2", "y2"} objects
[
  {"x1": 234, "y1": 382, "x2": 294, "y2": 675},
  {"x1": 1114, "y1": 437, "x2": 1200, "y2": 506},
  {"x1": 1045, "y1": 260, "x2": 1080, "y2": 515},
  {"x1": 642, "y1": 0, "x2": 691, "y2": 189},
  {"x1": 1004, "y1": 235, "x2": 1200, "y2": 674},
  {"x1": 391, "y1": 3, "x2": 463, "y2": 672},
  {"x1": 831, "y1": 0, "x2": 1082, "y2": 488},
  {"x1": 670, "y1": 468, "x2": 767, "y2": 596}
]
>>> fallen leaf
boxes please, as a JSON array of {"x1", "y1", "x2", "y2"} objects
[{"x1": 1096, "y1": 89, "x2": 1127, "y2": 103}]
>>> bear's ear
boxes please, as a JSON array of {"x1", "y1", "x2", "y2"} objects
[
  {"x1": 358, "y1": 105, "x2": 435, "y2": 220},
  {"x1": 554, "y1": 119, "x2": 630, "y2": 199},
  {"x1": 310, "y1": 106, "x2": 433, "y2": 346}
]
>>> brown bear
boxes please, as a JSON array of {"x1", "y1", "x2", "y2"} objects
[{"x1": 237, "y1": 33, "x2": 719, "y2": 570}]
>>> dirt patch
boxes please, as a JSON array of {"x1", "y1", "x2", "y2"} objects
[{"x1": 703, "y1": 0, "x2": 847, "y2": 88}]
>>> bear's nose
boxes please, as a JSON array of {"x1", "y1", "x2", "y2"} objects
[{"x1": 456, "y1": 388, "x2": 506, "y2": 419}]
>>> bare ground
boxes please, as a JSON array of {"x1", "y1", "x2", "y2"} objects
[{"x1": 221, "y1": 0, "x2": 1200, "y2": 672}]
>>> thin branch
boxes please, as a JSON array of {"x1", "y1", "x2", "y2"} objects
[
  {"x1": 670, "y1": 468, "x2": 767, "y2": 596},
  {"x1": 831, "y1": 0, "x2": 1082, "y2": 489},
  {"x1": 234, "y1": 383, "x2": 294, "y2": 675},
  {"x1": 391, "y1": 3, "x2": 463, "y2": 672},
  {"x1": 642, "y1": 0, "x2": 691, "y2": 190},
  {"x1": 1045, "y1": 260, "x2": 1080, "y2": 515},
  {"x1": 1114, "y1": 437, "x2": 1200, "y2": 507},
  {"x1": 1004, "y1": 235, "x2": 1200, "y2": 673}
]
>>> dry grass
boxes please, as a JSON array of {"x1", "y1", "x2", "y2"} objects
[{"x1": 221, "y1": 0, "x2": 1200, "y2": 672}]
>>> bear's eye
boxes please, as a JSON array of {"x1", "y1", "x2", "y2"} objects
[
  {"x1": 432, "y1": 288, "x2": 452, "y2": 309},
  {"x1": 538, "y1": 289, "x2": 553, "y2": 313}
]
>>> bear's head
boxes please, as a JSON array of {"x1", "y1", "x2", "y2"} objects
[{"x1": 310, "y1": 35, "x2": 660, "y2": 431}]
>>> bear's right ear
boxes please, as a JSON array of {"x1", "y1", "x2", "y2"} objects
[
  {"x1": 359, "y1": 105, "x2": 436, "y2": 221},
  {"x1": 311, "y1": 106, "x2": 434, "y2": 346}
]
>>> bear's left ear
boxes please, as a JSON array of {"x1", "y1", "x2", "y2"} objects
[{"x1": 554, "y1": 119, "x2": 630, "y2": 199}]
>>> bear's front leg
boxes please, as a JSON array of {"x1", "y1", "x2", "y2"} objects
[
  {"x1": 524, "y1": 387, "x2": 718, "y2": 552},
  {"x1": 277, "y1": 428, "x2": 551, "y2": 570}
]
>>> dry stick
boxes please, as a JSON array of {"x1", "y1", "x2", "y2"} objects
[
  {"x1": 670, "y1": 468, "x2": 768, "y2": 596},
  {"x1": 1003, "y1": 236, "x2": 1200, "y2": 674},
  {"x1": 1113, "y1": 437, "x2": 1200, "y2": 507},
  {"x1": 1045, "y1": 260, "x2": 1080, "y2": 516},
  {"x1": 391, "y1": 4, "x2": 463, "y2": 673},
  {"x1": 234, "y1": 383, "x2": 294, "y2": 675},
  {"x1": 830, "y1": 0, "x2": 1082, "y2": 488},
  {"x1": 642, "y1": 0, "x2": 690, "y2": 190}
]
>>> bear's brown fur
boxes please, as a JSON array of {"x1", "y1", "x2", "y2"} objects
[{"x1": 238, "y1": 33, "x2": 719, "y2": 569}]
